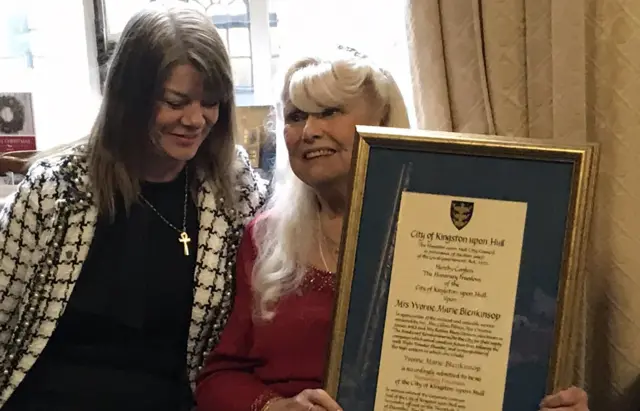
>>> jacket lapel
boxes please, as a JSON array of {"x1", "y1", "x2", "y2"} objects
[
  {"x1": 9, "y1": 160, "x2": 99, "y2": 395},
  {"x1": 186, "y1": 173, "x2": 239, "y2": 380}
]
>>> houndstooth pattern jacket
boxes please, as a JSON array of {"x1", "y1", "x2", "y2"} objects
[{"x1": 0, "y1": 145, "x2": 267, "y2": 407}]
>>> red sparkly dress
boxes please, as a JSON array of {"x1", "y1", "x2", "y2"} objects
[{"x1": 195, "y1": 216, "x2": 336, "y2": 411}]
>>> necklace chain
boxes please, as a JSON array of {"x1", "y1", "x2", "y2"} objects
[
  {"x1": 317, "y1": 210, "x2": 339, "y2": 272},
  {"x1": 138, "y1": 167, "x2": 191, "y2": 256}
]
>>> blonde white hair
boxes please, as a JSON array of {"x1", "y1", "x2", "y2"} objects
[{"x1": 252, "y1": 51, "x2": 410, "y2": 320}]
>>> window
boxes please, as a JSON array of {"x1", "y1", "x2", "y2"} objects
[
  {"x1": 98, "y1": 0, "x2": 280, "y2": 106},
  {"x1": 0, "y1": 0, "x2": 102, "y2": 150},
  {"x1": 268, "y1": 0, "x2": 415, "y2": 125},
  {"x1": 97, "y1": 0, "x2": 413, "y2": 113},
  {"x1": 0, "y1": 0, "x2": 413, "y2": 150},
  {"x1": 0, "y1": 4, "x2": 33, "y2": 70}
]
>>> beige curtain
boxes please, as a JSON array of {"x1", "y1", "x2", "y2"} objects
[
  {"x1": 407, "y1": 1, "x2": 640, "y2": 409},
  {"x1": 407, "y1": 0, "x2": 587, "y2": 143}
]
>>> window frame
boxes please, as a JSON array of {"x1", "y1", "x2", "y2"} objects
[{"x1": 92, "y1": 0, "x2": 277, "y2": 107}]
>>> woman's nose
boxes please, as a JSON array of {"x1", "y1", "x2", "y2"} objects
[
  {"x1": 302, "y1": 115, "x2": 324, "y2": 141},
  {"x1": 182, "y1": 102, "x2": 206, "y2": 128}
]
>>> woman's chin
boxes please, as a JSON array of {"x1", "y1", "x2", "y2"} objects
[{"x1": 160, "y1": 142, "x2": 202, "y2": 162}]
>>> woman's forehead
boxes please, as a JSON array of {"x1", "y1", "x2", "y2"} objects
[{"x1": 285, "y1": 95, "x2": 368, "y2": 113}]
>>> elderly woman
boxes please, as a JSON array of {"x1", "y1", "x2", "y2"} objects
[
  {"x1": 0, "y1": 5, "x2": 265, "y2": 411},
  {"x1": 195, "y1": 52, "x2": 589, "y2": 411}
]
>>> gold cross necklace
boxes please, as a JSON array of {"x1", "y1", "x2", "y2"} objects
[{"x1": 139, "y1": 167, "x2": 192, "y2": 256}]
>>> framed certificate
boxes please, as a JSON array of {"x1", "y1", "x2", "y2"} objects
[{"x1": 325, "y1": 126, "x2": 599, "y2": 411}]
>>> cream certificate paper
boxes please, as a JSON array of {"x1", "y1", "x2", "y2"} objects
[{"x1": 374, "y1": 192, "x2": 527, "y2": 411}]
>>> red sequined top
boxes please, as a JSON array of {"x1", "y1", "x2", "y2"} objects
[{"x1": 195, "y1": 216, "x2": 336, "y2": 411}]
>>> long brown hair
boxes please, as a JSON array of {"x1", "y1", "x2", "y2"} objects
[{"x1": 88, "y1": 5, "x2": 237, "y2": 218}]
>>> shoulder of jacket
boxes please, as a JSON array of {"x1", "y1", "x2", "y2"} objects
[
  {"x1": 24, "y1": 152, "x2": 89, "y2": 196},
  {"x1": 232, "y1": 144, "x2": 268, "y2": 197}
]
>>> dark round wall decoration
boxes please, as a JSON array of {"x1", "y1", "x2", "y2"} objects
[{"x1": 0, "y1": 95, "x2": 26, "y2": 135}]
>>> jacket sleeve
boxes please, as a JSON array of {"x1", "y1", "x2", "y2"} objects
[
  {"x1": 195, "y1": 220, "x2": 281, "y2": 411},
  {"x1": 0, "y1": 163, "x2": 49, "y2": 345},
  {"x1": 233, "y1": 145, "x2": 268, "y2": 224}
]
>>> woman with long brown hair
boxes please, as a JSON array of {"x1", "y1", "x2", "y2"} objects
[{"x1": 0, "y1": 5, "x2": 265, "y2": 411}]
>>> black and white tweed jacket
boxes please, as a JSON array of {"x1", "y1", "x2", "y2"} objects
[{"x1": 0, "y1": 145, "x2": 266, "y2": 406}]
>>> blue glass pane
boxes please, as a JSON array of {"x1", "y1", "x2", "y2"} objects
[{"x1": 0, "y1": 8, "x2": 30, "y2": 61}]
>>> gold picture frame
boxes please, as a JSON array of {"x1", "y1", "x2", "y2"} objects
[{"x1": 325, "y1": 125, "x2": 599, "y2": 410}]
